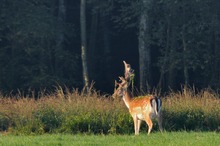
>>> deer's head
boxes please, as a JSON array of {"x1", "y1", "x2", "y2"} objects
[{"x1": 113, "y1": 77, "x2": 129, "y2": 98}]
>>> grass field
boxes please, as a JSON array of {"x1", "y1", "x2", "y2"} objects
[
  {"x1": 0, "y1": 132, "x2": 219, "y2": 146},
  {"x1": 0, "y1": 87, "x2": 219, "y2": 145}
]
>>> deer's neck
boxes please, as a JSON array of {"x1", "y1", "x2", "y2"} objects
[{"x1": 122, "y1": 89, "x2": 132, "y2": 109}]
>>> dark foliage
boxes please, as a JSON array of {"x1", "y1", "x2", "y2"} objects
[{"x1": 0, "y1": 0, "x2": 220, "y2": 94}]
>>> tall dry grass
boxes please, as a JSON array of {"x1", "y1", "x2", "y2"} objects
[
  {"x1": 162, "y1": 88, "x2": 220, "y2": 131},
  {"x1": 0, "y1": 87, "x2": 219, "y2": 135},
  {"x1": 0, "y1": 86, "x2": 131, "y2": 135}
]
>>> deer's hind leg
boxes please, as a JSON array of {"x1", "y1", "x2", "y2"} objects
[
  {"x1": 158, "y1": 113, "x2": 163, "y2": 132},
  {"x1": 145, "y1": 116, "x2": 153, "y2": 135}
]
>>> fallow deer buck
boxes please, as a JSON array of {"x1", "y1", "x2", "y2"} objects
[{"x1": 113, "y1": 61, "x2": 163, "y2": 135}]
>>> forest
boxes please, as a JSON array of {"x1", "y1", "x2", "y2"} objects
[{"x1": 0, "y1": 0, "x2": 220, "y2": 95}]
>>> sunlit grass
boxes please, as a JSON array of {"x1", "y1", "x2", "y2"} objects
[{"x1": 0, "y1": 132, "x2": 219, "y2": 146}]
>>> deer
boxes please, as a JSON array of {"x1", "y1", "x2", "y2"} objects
[{"x1": 113, "y1": 61, "x2": 163, "y2": 135}]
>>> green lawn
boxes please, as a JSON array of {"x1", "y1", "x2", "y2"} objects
[{"x1": 0, "y1": 132, "x2": 219, "y2": 146}]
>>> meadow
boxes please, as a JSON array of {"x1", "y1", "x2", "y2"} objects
[
  {"x1": 0, "y1": 132, "x2": 219, "y2": 146},
  {"x1": 0, "y1": 86, "x2": 220, "y2": 145}
]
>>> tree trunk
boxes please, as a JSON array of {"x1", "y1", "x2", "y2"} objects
[
  {"x1": 181, "y1": 6, "x2": 188, "y2": 93},
  {"x1": 138, "y1": 0, "x2": 152, "y2": 93},
  {"x1": 182, "y1": 28, "x2": 188, "y2": 87},
  {"x1": 167, "y1": 28, "x2": 177, "y2": 90},
  {"x1": 80, "y1": 0, "x2": 89, "y2": 91},
  {"x1": 102, "y1": 17, "x2": 111, "y2": 88},
  {"x1": 55, "y1": 0, "x2": 66, "y2": 77},
  {"x1": 209, "y1": 14, "x2": 220, "y2": 87},
  {"x1": 158, "y1": 15, "x2": 171, "y2": 90},
  {"x1": 88, "y1": 0, "x2": 98, "y2": 81}
]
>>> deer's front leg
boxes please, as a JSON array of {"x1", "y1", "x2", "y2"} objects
[
  {"x1": 137, "y1": 119, "x2": 142, "y2": 134},
  {"x1": 133, "y1": 116, "x2": 139, "y2": 135}
]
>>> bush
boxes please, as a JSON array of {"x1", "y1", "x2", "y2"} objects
[
  {"x1": 59, "y1": 109, "x2": 134, "y2": 134},
  {"x1": 162, "y1": 88, "x2": 220, "y2": 132},
  {"x1": 0, "y1": 113, "x2": 10, "y2": 131},
  {"x1": 163, "y1": 109, "x2": 206, "y2": 131},
  {"x1": 33, "y1": 107, "x2": 63, "y2": 133}
]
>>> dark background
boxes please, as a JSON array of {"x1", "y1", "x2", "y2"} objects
[{"x1": 0, "y1": 0, "x2": 220, "y2": 95}]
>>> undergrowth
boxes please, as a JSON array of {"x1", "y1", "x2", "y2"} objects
[{"x1": 0, "y1": 87, "x2": 219, "y2": 135}]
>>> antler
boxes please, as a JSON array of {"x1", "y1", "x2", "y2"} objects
[
  {"x1": 123, "y1": 61, "x2": 130, "y2": 80},
  {"x1": 123, "y1": 61, "x2": 135, "y2": 88},
  {"x1": 114, "y1": 76, "x2": 127, "y2": 89},
  {"x1": 114, "y1": 80, "x2": 118, "y2": 93},
  {"x1": 113, "y1": 77, "x2": 128, "y2": 98},
  {"x1": 119, "y1": 76, "x2": 126, "y2": 83},
  {"x1": 113, "y1": 61, "x2": 135, "y2": 95},
  {"x1": 115, "y1": 80, "x2": 120, "y2": 86},
  {"x1": 123, "y1": 61, "x2": 134, "y2": 81}
]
